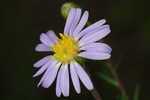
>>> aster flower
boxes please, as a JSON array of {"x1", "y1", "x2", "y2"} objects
[{"x1": 33, "y1": 8, "x2": 112, "y2": 97}]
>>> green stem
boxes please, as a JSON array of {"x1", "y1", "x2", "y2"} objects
[
  {"x1": 91, "y1": 88, "x2": 102, "y2": 100},
  {"x1": 106, "y1": 60, "x2": 126, "y2": 93}
]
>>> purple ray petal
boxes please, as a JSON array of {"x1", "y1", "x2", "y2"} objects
[
  {"x1": 70, "y1": 61, "x2": 81, "y2": 94},
  {"x1": 56, "y1": 66, "x2": 62, "y2": 97},
  {"x1": 80, "y1": 42, "x2": 112, "y2": 54},
  {"x1": 78, "y1": 51, "x2": 111, "y2": 60},
  {"x1": 35, "y1": 43, "x2": 51, "y2": 52},
  {"x1": 69, "y1": 8, "x2": 82, "y2": 35},
  {"x1": 40, "y1": 33, "x2": 54, "y2": 47},
  {"x1": 82, "y1": 25, "x2": 109, "y2": 39},
  {"x1": 46, "y1": 30, "x2": 58, "y2": 43},
  {"x1": 42, "y1": 62, "x2": 61, "y2": 88},
  {"x1": 79, "y1": 25, "x2": 111, "y2": 47},
  {"x1": 73, "y1": 11, "x2": 89, "y2": 38},
  {"x1": 33, "y1": 56, "x2": 50, "y2": 68},
  {"x1": 74, "y1": 62, "x2": 94, "y2": 90},
  {"x1": 33, "y1": 59, "x2": 52, "y2": 77},
  {"x1": 60, "y1": 64, "x2": 69, "y2": 97},
  {"x1": 64, "y1": 8, "x2": 76, "y2": 35},
  {"x1": 37, "y1": 59, "x2": 57, "y2": 87},
  {"x1": 75, "y1": 19, "x2": 106, "y2": 40},
  {"x1": 77, "y1": 25, "x2": 109, "y2": 42}
]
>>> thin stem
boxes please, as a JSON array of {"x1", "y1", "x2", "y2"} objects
[
  {"x1": 106, "y1": 60, "x2": 126, "y2": 93},
  {"x1": 91, "y1": 88, "x2": 102, "y2": 100}
]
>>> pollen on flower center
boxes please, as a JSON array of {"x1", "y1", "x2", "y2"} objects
[{"x1": 52, "y1": 33, "x2": 79, "y2": 63}]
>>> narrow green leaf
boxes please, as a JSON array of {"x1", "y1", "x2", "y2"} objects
[
  {"x1": 133, "y1": 84, "x2": 140, "y2": 100},
  {"x1": 117, "y1": 92, "x2": 128, "y2": 100},
  {"x1": 97, "y1": 72, "x2": 119, "y2": 87},
  {"x1": 121, "y1": 92, "x2": 128, "y2": 100}
]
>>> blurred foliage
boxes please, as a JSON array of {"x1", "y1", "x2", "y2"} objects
[
  {"x1": 141, "y1": 19, "x2": 150, "y2": 50},
  {"x1": 133, "y1": 84, "x2": 140, "y2": 100}
]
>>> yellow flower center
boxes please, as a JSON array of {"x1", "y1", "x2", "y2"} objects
[{"x1": 52, "y1": 33, "x2": 79, "y2": 63}]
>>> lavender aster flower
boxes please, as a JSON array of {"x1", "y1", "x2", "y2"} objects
[{"x1": 33, "y1": 8, "x2": 112, "y2": 97}]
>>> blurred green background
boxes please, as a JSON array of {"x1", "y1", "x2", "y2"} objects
[{"x1": 1, "y1": 0, "x2": 150, "y2": 100}]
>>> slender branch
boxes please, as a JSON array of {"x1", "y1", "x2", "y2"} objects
[
  {"x1": 106, "y1": 60, "x2": 126, "y2": 93},
  {"x1": 91, "y1": 88, "x2": 102, "y2": 100}
]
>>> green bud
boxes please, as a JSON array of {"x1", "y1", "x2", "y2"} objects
[{"x1": 61, "y1": 2, "x2": 80, "y2": 19}]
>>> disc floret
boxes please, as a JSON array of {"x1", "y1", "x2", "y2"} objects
[{"x1": 52, "y1": 33, "x2": 79, "y2": 63}]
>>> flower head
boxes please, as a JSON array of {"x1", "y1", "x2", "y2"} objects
[{"x1": 33, "y1": 8, "x2": 112, "y2": 97}]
